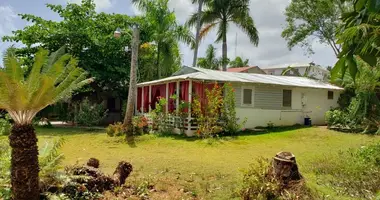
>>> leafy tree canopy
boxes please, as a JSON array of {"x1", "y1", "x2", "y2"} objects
[
  {"x1": 229, "y1": 56, "x2": 249, "y2": 68},
  {"x1": 197, "y1": 44, "x2": 221, "y2": 70},
  {"x1": 2, "y1": 0, "x2": 153, "y2": 96},
  {"x1": 282, "y1": 0, "x2": 347, "y2": 56}
]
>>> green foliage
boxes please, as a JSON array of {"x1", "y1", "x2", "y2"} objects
[
  {"x1": 150, "y1": 97, "x2": 171, "y2": 133},
  {"x1": 222, "y1": 83, "x2": 247, "y2": 135},
  {"x1": 332, "y1": 0, "x2": 380, "y2": 80},
  {"x1": 197, "y1": 44, "x2": 221, "y2": 70},
  {"x1": 238, "y1": 158, "x2": 314, "y2": 200},
  {"x1": 192, "y1": 84, "x2": 224, "y2": 138},
  {"x1": 187, "y1": 0, "x2": 259, "y2": 70},
  {"x1": 0, "y1": 113, "x2": 11, "y2": 136},
  {"x1": 229, "y1": 56, "x2": 249, "y2": 68},
  {"x1": 0, "y1": 47, "x2": 91, "y2": 125},
  {"x1": 312, "y1": 142, "x2": 380, "y2": 199},
  {"x1": 132, "y1": 0, "x2": 194, "y2": 79},
  {"x1": 73, "y1": 98, "x2": 108, "y2": 127},
  {"x1": 2, "y1": 0, "x2": 154, "y2": 94},
  {"x1": 282, "y1": 0, "x2": 345, "y2": 55},
  {"x1": 106, "y1": 122, "x2": 125, "y2": 137},
  {"x1": 0, "y1": 140, "x2": 11, "y2": 200}
]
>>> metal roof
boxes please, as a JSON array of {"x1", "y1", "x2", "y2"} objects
[
  {"x1": 261, "y1": 63, "x2": 330, "y2": 72},
  {"x1": 137, "y1": 67, "x2": 342, "y2": 90}
]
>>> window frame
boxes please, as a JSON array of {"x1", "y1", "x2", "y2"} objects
[
  {"x1": 241, "y1": 86, "x2": 254, "y2": 107},
  {"x1": 282, "y1": 89, "x2": 292, "y2": 108},
  {"x1": 328, "y1": 91, "x2": 334, "y2": 100}
]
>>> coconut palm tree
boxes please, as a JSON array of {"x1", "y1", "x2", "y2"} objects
[
  {"x1": 187, "y1": 0, "x2": 259, "y2": 71},
  {"x1": 281, "y1": 63, "x2": 317, "y2": 79},
  {"x1": 191, "y1": 0, "x2": 209, "y2": 68},
  {"x1": 0, "y1": 47, "x2": 91, "y2": 200},
  {"x1": 229, "y1": 56, "x2": 249, "y2": 68},
  {"x1": 197, "y1": 44, "x2": 221, "y2": 70},
  {"x1": 132, "y1": 0, "x2": 194, "y2": 79}
]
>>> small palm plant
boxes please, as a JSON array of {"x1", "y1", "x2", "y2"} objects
[{"x1": 0, "y1": 47, "x2": 92, "y2": 200}]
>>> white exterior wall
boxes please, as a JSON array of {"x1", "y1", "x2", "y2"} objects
[{"x1": 233, "y1": 83, "x2": 340, "y2": 128}]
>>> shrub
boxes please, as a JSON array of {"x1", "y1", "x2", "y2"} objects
[
  {"x1": 222, "y1": 83, "x2": 246, "y2": 135},
  {"x1": 132, "y1": 116, "x2": 149, "y2": 135},
  {"x1": 192, "y1": 84, "x2": 224, "y2": 138},
  {"x1": 74, "y1": 98, "x2": 108, "y2": 126},
  {"x1": 150, "y1": 97, "x2": 170, "y2": 133},
  {"x1": 0, "y1": 113, "x2": 11, "y2": 136},
  {"x1": 238, "y1": 158, "x2": 314, "y2": 200},
  {"x1": 106, "y1": 122, "x2": 125, "y2": 137},
  {"x1": 312, "y1": 143, "x2": 380, "y2": 199}
]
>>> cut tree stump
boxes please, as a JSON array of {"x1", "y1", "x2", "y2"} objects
[{"x1": 272, "y1": 151, "x2": 302, "y2": 184}]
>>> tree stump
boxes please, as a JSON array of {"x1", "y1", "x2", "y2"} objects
[
  {"x1": 272, "y1": 152, "x2": 302, "y2": 184},
  {"x1": 112, "y1": 161, "x2": 133, "y2": 186},
  {"x1": 87, "y1": 158, "x2": 100, "y2": 168}
]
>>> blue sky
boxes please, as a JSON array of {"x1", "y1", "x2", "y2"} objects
[{"x1": 0, "y1": 0, "x2": 338, "y2": 68}]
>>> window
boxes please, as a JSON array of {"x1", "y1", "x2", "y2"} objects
[
  {"x1": 243, "y1": 89, "x2": 253, "y2": 105},
  {"x1": 328, "y1": 91, "x2": 334, "y2": 100},
  {"x1": 107, "y1": 97, "x2": 116, "y2": 111},
  {"x1": 283, "y1": 90, "x2": 292, "y2": 107}
]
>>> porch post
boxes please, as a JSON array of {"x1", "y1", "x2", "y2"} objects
[
  {"x1": 149, "y1": 85, "x2": 152, "y2": 112},
  {"x1": 165, "y1": 83, "x2": 169, "y2": 113},
  {"x1": 176, "y1": 81, "x2": 180, "y2": 114},
  {"x1": 187, "y1": 80, "x2": 192, "y2": 132},
  {"x1": 141, "y1": 86, "x2": 144, "y2": 114}
]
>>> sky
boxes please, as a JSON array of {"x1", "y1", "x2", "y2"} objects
[{"x1": 0, "y1": 0, "x2": 338, "y2": 68}]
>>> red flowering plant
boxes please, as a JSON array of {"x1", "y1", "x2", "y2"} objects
[
  {"x1": 132, "y1": 116, "x2": 149, "y2": 135},
  {"x1": 192, "y1": 83, "x2": 224, "y2": 138}
]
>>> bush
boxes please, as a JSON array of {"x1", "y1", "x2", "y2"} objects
[
  {"x1": 312, "y1": 143, "x2": 380, "y2": 199},
  {"x1": 238, "y1": 158, "x2": 314, "y2": 200},
  {"x1": 132, "y1": 116, "x2": 149, "y2": 135},
  {"x1": 106, "y1": 122, "x2": 125, "y2": 137},
  {"x1": 0, "y1": 113, "x2": 11, "y2": 136},
  {"x1": 74, "y1": 98, "x2": 108, "y2": 126},
  {"x1": 223, "y1": 83, "x2": 246, "y2": 135}
]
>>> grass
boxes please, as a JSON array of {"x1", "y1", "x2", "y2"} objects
[{"x1": 2, "y1": 126, "x2": 380, "y2": 199}]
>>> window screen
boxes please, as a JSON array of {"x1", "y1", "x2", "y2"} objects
[
  {"x1": 283, "y1": 90, "x2": 292, "y2": 107},
  {"x1": 243, "y1": 89, "x2": 252, "y2": 105},
  {"x1": 328, "y1": 91, "x2": 334, "y2": 99}
]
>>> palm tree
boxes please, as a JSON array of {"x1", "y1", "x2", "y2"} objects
[
  {"x1": 197, "y1": 44, "x2": 221, "y2": 70},
  {"x1": 187, "y1": 0, "x2": 259, "y2": 71},
  {"x1": 0, "y1": 47, "x2": 91, "y2": 200},
  {"x1": 191, "y1": 0, "x2": 209, "y2": 67},
  {"x1": 281, "y1": 63, "x2": 322, "y2": 80},
  {"x1": 229, "y1": 56, "x2": 249, "y2": 68},
  {"x1": 132, "y1": 0, "x2": 194, "y2": 79}
]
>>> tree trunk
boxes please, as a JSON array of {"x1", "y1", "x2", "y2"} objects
[
  {"x1": 9, "y1": 124, "x2": 40, "y2": 200},
  {"x1": 157, "y1": 43, "x2": 161, "y2": 79},
  {"x1": 192, "y1": 0, "x2": 203, "y2": 68},
  {"x1": 123, "y1": 26, "x2": 140, "y2": 137},
  {"x1": 272, "y1": 151, "x2": 302, "y2": 185},
  {"x1": 222, "y1": 31, "x2": 228, "y2": 71}
]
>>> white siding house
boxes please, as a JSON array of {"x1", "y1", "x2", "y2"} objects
[
  {"x1": 136, "y1": 67, "x2": 342, "y2": 136},
  {"x1": 261, "y1": 63, "x2": 330, "y2": 80}
]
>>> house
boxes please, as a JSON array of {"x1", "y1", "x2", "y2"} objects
[
  {"x1": 136, "y1": 67, "x2": 342, "y2": 136},
  {"x1": 227, "y1": 66, "x2": 266, "y2": 74},
  {"x1": 260, "y1": 63, "x2": 330, "y2": 80}
]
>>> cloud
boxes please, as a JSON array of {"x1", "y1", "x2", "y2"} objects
[
  {"x1": 0, "y1": 5, "x2": 17, "y2": 63},
  {"x1": 166, "y1": 0, "x2": 337, "y2": 68},
  {"x1": 69, "y1": 0, "x2": 113, "y2": 11}
]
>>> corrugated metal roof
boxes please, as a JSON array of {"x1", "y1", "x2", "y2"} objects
[
  {"x1": 137, "y1": 67, "x2": 343, "y2": 90},
  {"x1": 227, "y1": 66, "x2": 257, "y2": 72}
]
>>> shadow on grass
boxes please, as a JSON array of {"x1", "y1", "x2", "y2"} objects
[{"x1": 36, "y1": 126, "x2": 105, "y2": 136}]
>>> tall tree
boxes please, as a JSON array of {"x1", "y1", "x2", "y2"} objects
[
  {"x1": 2, "y1": 0, "x2": 151, "y2": 96},
  {"x1": 229, "y1": 56, "x2": 249, "y2": 68},
  {"x1": 132, "y1": 0, "x2": 194, "y2": 79},
  {"x1": 332, "y1": 0, "x2": 380, "y2": 80},
  {"x1": 123, "y1": 26, "x2": 139, "y2": 138},
  {"x1": 197, "y1": 44, "x2": 221, "y2": 70},
  {"x1": 282, "y1": 0, "x2": 346, "y2": 56},
  {"x1": 0, "y1": 47, "x2": 91, "y2": 200},
  {"x1": 187, "y1": 0, "x2": 259, "y2": 71},
  {"x1": 191, "y1": 0, "x2": 207, "y2": 68}
]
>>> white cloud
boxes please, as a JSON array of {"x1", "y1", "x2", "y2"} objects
[
  {"x1": 69, "y1": 0, "x2": 113, "y2": 11},
  {"x1": 0, "y1": 5, "x2": 17, "y2": 64},
  {"x1": 166, "y1": 0, "x2": 337, "y2": 68}
]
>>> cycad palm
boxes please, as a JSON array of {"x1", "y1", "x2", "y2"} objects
[
  {"x1": 0, "y1": 47, "x2": 91, "y2": 200},
  {"x1": 187, "y1": 0, "x2": 259, "y2": 71}
]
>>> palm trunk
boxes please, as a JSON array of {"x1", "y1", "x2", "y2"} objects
[
  {"x1": 9, "y1": 124, "x2": 39, "y2": 200},
  {"x1": 192, "y1": 0, "x2": 203, "y2": 68},
  {"x1": 222, "y1": 32, "x2": 228, "y2": 71},
  {"x1": 157, "y1": 43, "x2": 161, "y2": 79},
  {"x1": 124, "y1": 26, "x2": 140, "y2": 137}
]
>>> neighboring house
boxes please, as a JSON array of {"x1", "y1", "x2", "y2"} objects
[
  {"x1": 136, "y1": 67, "x2": 342, "y2": 136},
  {"x1": 261, "y1": 63, "x2": 330, "y2": 80},
  {"x1": 227, "y1": 66, "x2": 266, "y2": 74}
]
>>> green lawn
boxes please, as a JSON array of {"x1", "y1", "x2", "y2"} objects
[{"x1": 2, "y1": 127, "x2": 380, "y2": 199}]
